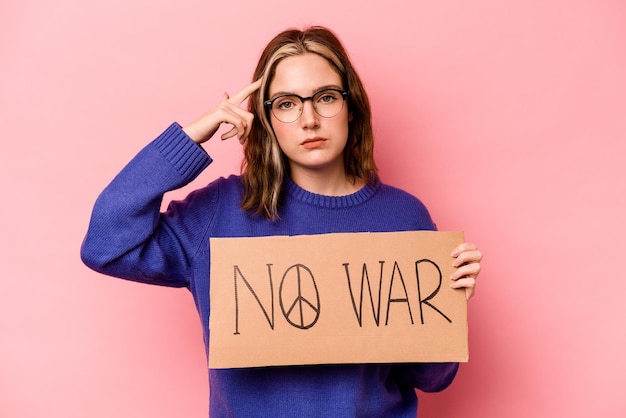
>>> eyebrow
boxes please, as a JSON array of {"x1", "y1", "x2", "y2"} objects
[{"x1": 268, "y1": 84, "x2": 344, "y2": 99}]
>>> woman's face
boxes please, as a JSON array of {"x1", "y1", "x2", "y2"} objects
[{"x1": 267, "y1": 53, "x2": 349, "y2": 177}]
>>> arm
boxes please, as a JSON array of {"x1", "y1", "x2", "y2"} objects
[
  {"x1": 390, "y1": 243, "x2": 482, "y2": 391},
  {"x1": 80, "y1": 123, "x2": 212, "y2": 286},
  {"x1": 81, "y1": 80, "x2": 262, "y2": 286}
]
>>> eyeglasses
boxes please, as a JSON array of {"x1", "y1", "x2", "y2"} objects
[{"x1": 264, "y1": 88, "x2": 349, "y2": 124}]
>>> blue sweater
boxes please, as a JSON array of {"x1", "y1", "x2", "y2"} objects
[{"x1": 81, "y1": 123, "x2": 459, "y2": 417}]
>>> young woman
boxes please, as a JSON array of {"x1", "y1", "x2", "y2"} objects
[{"x1": 82, "y1": 26, "x2": 482, "y2": 417}]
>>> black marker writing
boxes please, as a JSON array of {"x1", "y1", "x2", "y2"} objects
[
  {"x1": 415, "y1": 259, "x2": 451, "y2": 324},
  {"x1": 233, "y1": 264, "x2": 275, "y2": 335},
  {"x1": 344, "y1": 258, "x2": 452, "y2": 327},
  {"x1": 232, "y1": 263, "x2": 321, "y2": 334}
]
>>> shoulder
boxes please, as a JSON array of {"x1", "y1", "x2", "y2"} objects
[
  {"x1": 376, "y1": 182, "x2": 429, "y2": 210},
  {"x1": 177, "y1": 175, "x2": 243, "y2": 206},
  {"x1": 373, "y1": 182, "x2": 436, "y2": 230},
  {"x1": 164, "y1": 175, "x2": 243, "y2": 219}
]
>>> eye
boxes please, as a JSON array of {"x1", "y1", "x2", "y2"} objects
[
  {"x1": 316, "y1": 90, "x2": 341, "y2": 104},
  {"x1": 274, "y1": 96, "x2": 299, "y2": 110}
]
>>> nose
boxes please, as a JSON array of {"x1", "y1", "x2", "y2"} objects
[{"x1": 299, "y1": 99, "x2": 320, "y2": 128}]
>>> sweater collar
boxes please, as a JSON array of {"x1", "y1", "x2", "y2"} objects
[{"x1": 284, "y1": 176, "x2": 379, "y2": 209}]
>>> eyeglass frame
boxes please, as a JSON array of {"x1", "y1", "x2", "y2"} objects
[{"x1": 263, "y1": 88, "x2": 349, "y2": 123}]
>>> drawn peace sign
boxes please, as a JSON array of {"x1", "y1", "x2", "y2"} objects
[{"x1": 279, "y1": 264, "x2": 321, "y2": 330}]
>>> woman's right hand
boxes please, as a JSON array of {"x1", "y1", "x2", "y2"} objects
[{"x1": 183, "y1": 79, "x2": 262, "y2": 145}]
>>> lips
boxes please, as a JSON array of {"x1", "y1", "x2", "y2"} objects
[{"x1": 302, "y1": 137, "x2": 326, "y2": 149}]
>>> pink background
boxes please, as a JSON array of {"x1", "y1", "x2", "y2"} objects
[{"x1": 2, "y1": 0, "x2": 625, "y2": 416}]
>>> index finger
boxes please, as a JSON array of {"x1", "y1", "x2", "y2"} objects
[{"x1": 228, "y1": 79, "x2": 262, "y2": 105}]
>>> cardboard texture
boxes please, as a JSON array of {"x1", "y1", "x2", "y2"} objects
[{"x1": 208, "y1": 231, "x2": 467, "y2": 368}]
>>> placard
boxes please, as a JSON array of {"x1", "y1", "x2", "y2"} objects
[{"x1": 209, "y1": 231, "x2": 467, "y2": 368}]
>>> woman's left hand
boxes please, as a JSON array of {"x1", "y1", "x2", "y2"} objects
[{"x1": 450, "y1": 243, "x2": 483, "y2": 300}]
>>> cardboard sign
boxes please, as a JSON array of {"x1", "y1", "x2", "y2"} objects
[{"x1": 208, "y1": 231, "x2": 467, "y2": 368}]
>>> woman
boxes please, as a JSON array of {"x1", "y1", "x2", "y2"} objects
[{"x1": 82, "y1": 26, "x2": 482, "y2": 417}]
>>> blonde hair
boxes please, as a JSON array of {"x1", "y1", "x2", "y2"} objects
[{"x1": 241, "y1": 26, "x2": 378, "y2": 220}]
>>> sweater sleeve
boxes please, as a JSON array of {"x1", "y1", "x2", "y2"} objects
[
  {"x1": 391, "y1": 362, "x2": 459, "y2": 393},
  {"x1": 80, "y1": 122, "x2": 212, "y2": 287}
]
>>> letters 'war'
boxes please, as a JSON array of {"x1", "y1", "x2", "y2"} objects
[{"x1": 343, "y1": 259, "x2": 452, "y2": 327}]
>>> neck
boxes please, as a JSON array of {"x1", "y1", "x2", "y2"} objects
[{"x1": 289, "y1": 164, "x2": 365, "y2": 196}]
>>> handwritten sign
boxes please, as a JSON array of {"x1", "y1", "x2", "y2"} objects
[{"x1": 208, "y1": 231, "x2": 467, "y2": 368}]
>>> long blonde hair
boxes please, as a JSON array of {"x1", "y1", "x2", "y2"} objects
[{"x1": 241, "y1": 26, "x2": 378, "y2": 220}]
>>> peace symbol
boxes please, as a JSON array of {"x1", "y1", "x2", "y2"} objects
[{"x1": 279, "y1": 264, "x2": 321, "y2": 329}]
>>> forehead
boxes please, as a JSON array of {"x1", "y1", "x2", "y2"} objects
[{"x1": 269, "y1": 53, "x2": 342, "y2": 95}]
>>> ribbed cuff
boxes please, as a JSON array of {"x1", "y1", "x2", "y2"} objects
[{"x1": 152, "y1": 122, "x2": 212, "y2": 181}]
